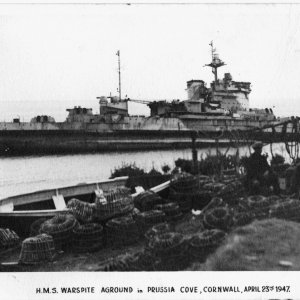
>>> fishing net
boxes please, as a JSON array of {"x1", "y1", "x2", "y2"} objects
[
  {"x1": 19, "y1": 234, "x2": 55, "y2": 265},
  {"x1": 73, "y1": 223, "x2": 104, "y2": 252}
]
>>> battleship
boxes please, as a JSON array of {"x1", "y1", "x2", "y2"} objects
[{"x1": 0, "y1": 44, "x2": 281, "y2": 155}]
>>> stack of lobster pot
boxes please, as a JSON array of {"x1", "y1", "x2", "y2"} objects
[
  {"x1": 203, "y1": 182, "x2": 226, "y2": 194},
  {"x1": 134, "y1": 190, "x2": 165, "y2": 212},
  {"x1": 29, "y1": 218, "x2": 48, "y2": 237},
  {"x1": 94, "y1": 188, "x2": 134, "y2": 221},
  {"x1": 19, "y1": 234, "x2": 55, "y2": 265},
  {"x1": 216, "y1": 180, "x2": 245, "y2": 206},
  {"x1": 188, "y1": 229, "x2": 226, "y2": 262},
  {"x1": 39, "y1": 213, "x2": 78, "y2": 249},
  {"x1": 233, "y1": 195, "x2": 280, "y2": 227},
  {"x1": 154, "y1": 202, "x2": 182, "y2": 222},
  {"x1": 269, "y1": 198, "x2": 300, "y2": 222},
  {"x1": 239, "y1": 195, "x2": 278, "y2": 219},
  {"x1": 144, "y1": 223, "x2": 171, "y2": 243},
  {"x1": 0, "y1": 228, "x2": 20, "y2": 250},
  {"x1": 67, "y1": 198, "x2": 96, "y2": 223},
  {"x1": 106, "y1": 216, "x2": 139, "y2": 248},
  {"x1": 202, "y1": 206, "x2": 234, "y2": 232},
  {"x1": 135, "y1": 210, "x2": 166, "y2": 235},
  {"x1": 73, "y1": 223, "x2": 105, "y2": 252},
  {"x1": 169, "y1": 173, "x2": 200, "y2": 213},
  {"x1": 147, "y1": 232, "x2": 188, "y2": 271}
]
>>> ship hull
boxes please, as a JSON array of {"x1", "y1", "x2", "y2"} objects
[{"x1": 0, "y1": 130, "x2": 235, "y2": 155}]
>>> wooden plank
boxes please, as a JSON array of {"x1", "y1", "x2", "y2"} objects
[{"x1": 52, "y1": 194, "x2": 66, "y2": 210}]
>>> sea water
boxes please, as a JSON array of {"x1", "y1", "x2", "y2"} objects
[{"x1": 0, "y1": 143, "x2": 289, "y2": 198}]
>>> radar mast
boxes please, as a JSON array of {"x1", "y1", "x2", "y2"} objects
[{"x1": 204, "y1": 41, "x2": 226, "y2": 89}]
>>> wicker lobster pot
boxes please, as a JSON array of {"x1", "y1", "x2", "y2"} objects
[
  {"x1": 154, "y1": 202, "x2": 183, "y2": 222},
  {"x1": 148, "y1": 232, "x2": 188, "y2": 271},
  {"x1": 19, "y1": 234, "x2": 55, "y2": 265},
  {"x1": 188, "y1": 229, "x2": 226, "y2": 262},
  {"x1": 94, "y1": 188, "x2": 134, "y2": 221},
  {"x1": 170, "y1": 172, "x2": 199, "y2": 194},
  {"x1": 135, "y1": 210, "x2": 166, "y2": 235},
  {"x1": 168, "y1": 188, "x2": 195, "y2": 213},
  {"x1": 73, "y1": 223, "x2": 104, "y2": 252},
  {"x1": 134, "y1": 190, "x2": 165, "y2": 212},
  {"x1": 106, "y1": 216, "x2": 139, "y2": 248},
  {"x1": 67, "y1": 198, "x2": 96, "y2": 223},
  {"x1": 39, "y1": 214, "x2": 78, "y2": 249},
  {"x1": 0, "y1": 228, "x2": 20, "y2": 249},
  {"x1": 269, "y1": 199, "x2": 300, "y2": 222},
  {"x1": 169, "y1": 173, "x2": 202, "y2": 213},
  {"x1": 238, "y1": 195, "x2": 277, "y2": 220},
  {"x1": 216, "y1": 181, "x2": 245, "y2": 206},
  {"x1": 203, "y1": 207, "x2": 234, "y2": 232},
  {"x1": 232, "y1": 211, "x2": 256, "y2": 227},
  {"x1": 144, "y1": 223, "x2": 171, "y2": 243},
  {"x1": 203, "y1": 182, "x2": 226, "y2": 194},
  {"x1": 29, "y1": 218, "x2": 48, "y2": 237},
  {"x1": 174, "y1": 214, "x2": 204, "y2": 235}
]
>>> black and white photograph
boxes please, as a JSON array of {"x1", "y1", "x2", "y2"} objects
[{"x1": 1, "y1": 0, "x2": 300, "y2": 299}]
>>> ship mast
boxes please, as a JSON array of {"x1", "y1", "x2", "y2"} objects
[
  {"x1": 205, "y1": 41, "x2": 226, "y2": 90},
  {"x1": 116, "y1": 50, "x2": 122, "y2": 100}
]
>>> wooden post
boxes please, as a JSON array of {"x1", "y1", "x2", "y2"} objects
[{"x1": 191, "y1": 131, "x2": 198, "y2": 174}]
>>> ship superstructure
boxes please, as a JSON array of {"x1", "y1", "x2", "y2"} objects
[{"x1": 0, "y1": 45, "x2": 281, "y2": 155}]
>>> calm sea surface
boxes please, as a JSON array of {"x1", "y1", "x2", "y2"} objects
[{"x1": 0, "y1": 143, "x2": 289, "y2": 198}]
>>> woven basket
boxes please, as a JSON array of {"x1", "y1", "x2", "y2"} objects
[
  {"x1": 67, "y1": 198, "x2": 96, "y2": 223},
  {"x1": 0, "y1": 228, "x2": 20, "y2": 249},
  {"x1": 269, "y1": 199, "x2": 300, "y2": 221},
  {"x1": 29, "y1": 218, "x2": 48, "y2": 237},
  {"x1": 73, "y1": 223, "x2": 104, "y2": 252},
  {"x1": 19, "y1": 234, "x2": 55, "y2": 265},
  {"x1": 170, "y1": 173, "x2": 199, "y2": 193},
  {"x1": 106, "y1": 216, "x2": 139, "y2": 248},
  {"x1": 134, "y1": 190, "x2": 164, "y2": 212},
  {"x1": 39, "y1": 213, "x2": 78, "y2": 248},
  {"x1": 135, "y1": 210, "x2": 166, "y2": 234},
  {"x1": 233, "y1": 211, "x2": 256, "y2": 227},
  {"x1": 94, "y1": 188, "x2": 134, "y2": 221},
  {"x1": 168, "y1": 188, "x2": 194, "y2": 213},
  {"x1": 203, "y1": 207, "x2": 233, "y2": 231},
  {"x1": 174, "y1": 214, "x2": 204, "y2": 235},
  {"x1": 144, "y1": 223, "x2": 171, "y2": 242},
  {"x1": 203, "y1": 182, "x2": 226, "y2": 193},
  {"x1": 201, "y1": 197, "x2": 225, "y2": 214},
  {"x1": 188, "y1": 229, "x2": 226, "y2": 261},
  {"x1": 148, "y1": 232, "x2": 188, "y2": 271}
]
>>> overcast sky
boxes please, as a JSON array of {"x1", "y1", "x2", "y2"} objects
[{"x1": 0, "y1": 4, "x2": 300, "y2": 121}]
